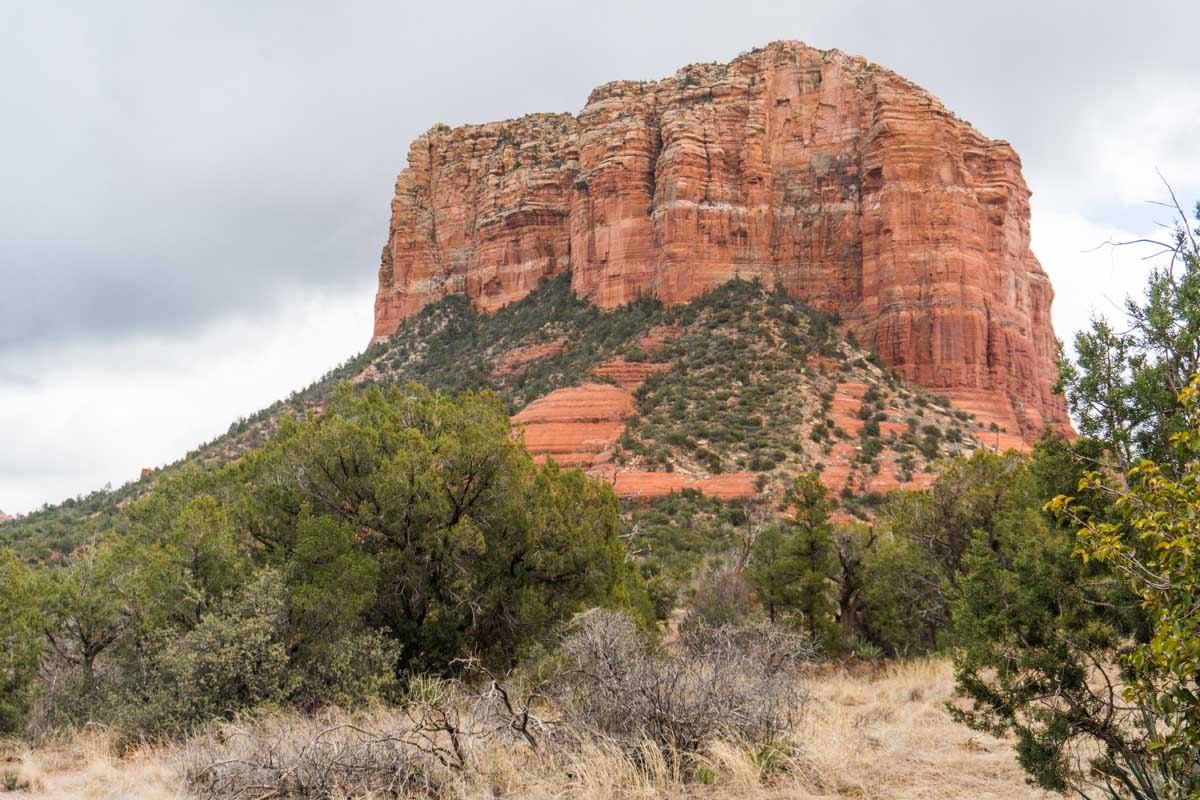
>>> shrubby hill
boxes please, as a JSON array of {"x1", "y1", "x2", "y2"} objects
[{"x1": 3, "y1": 274, "x2": 989, "y2": 562}]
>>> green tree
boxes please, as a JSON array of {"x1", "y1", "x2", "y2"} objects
[
  {"x1": 0, "y1": 549, "x2": 44, "y2": 733},
  {"x1": 237, "y1": 382, "x2": 628, "y2": 672},
  {"x1": 946, "y1": 197, "x2": 1200, "y2": 798},
  {"x1": 860, "y1": 534, "x2": 943, "y2": 655},
  {"x1": 1060, "y1": 199, "x2": 1200, "y2": 474},
  {"x1": 42, "y1": 541, "x2": 166, "y2": 694},
  {"x1": 831, "y1": 521, "x2": 875, "y2": 641},
  {"x1": 747, "y1": 474, "x2": 838, "y2": 644},
  {"x1": 948, "y1": 510, "x2": 1141, "y2": 795},
  {"x1": 1043, "y1": 374, "x2": 1200, "y2": 796},
  {"x1": 748, "y1": 523, "x2": 802, "y2": 622},
  {"x1": 861, "y1": 450, "x2": 1035, "y2": 655}
]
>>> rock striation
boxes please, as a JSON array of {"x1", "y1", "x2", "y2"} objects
[
  {"x1": 373, "y1": 41, "x2": 1070, "y2": 443},
  {"x1": 511, "y1": 383, "x2": 633, "y2": 469}
]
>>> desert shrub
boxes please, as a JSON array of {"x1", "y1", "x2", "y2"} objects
[
  {"x1": 859, "y1": 435, "x2": 883, "y2": 462},
  {"x1": 125, "y1": 571, "x2": 296, "y2": 734},
  {"x1": 682, "y1": 564, "x2": 755, "y2": 632},
  {"x1": 557, "y1": 609, "x2": 812, "y2": 756},
  {"x1": 97, "y1": 570, "x2": 397, "y2": 737},
  {"x1": 185, "y1": 709, "x2": 437, "y2": 798},
  {"x1": 186, "y1": 653, "x2": 583, "y2": 798},
  {"x1": 919, "y1": 424, "x2": 943, "y2": 459}
]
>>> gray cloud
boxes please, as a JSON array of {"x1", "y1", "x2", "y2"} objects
[
  {"x1": 3, "y1": 0, "x2": 1197, "y2": 354},
  {"x1": 1, "y1": 0, "x2": 1198, "y2": 512}
]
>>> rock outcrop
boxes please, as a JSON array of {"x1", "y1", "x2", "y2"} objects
[
  {"x1": 511, "y1": 383, "x2": 633, "y2": 469},
  {"x1": 373, "y1": 41, "x2": 1070, "y2": 443}
]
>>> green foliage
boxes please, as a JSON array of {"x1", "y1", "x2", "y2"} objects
[
  {"x1": 2, "y1": 273, "x2": 977, "y2": 562},
  {"x1": 0, "y1": 550, "x2": 43, "y2": 733},
  {"x1": 859, "y1": 535, "x2": 944, "y2": 655},
  {"x1": 628, "y1": 280, "x2": 840, "y2": 476},
  {"x1": 1059, "y1": 202, "x2": 1200, "y2": 474},
  {"x1": 747, "y1": 475, "x2": 838, "y2": 645},
  {"x1": 372, "y1": 271, "x2": 665, "y2": 412},
  {"x1": 624, "y1": 490, "x2": 752, "y2": 585},
  {"x1": 120, "y1": 570, "x2": 398, "y2": 735},
  {"x1": 239, "y1": 383, "x2": 627, "y2": 672},
  {"x1": 131, "y1": 570, "x2": 296, "y2": 733},
  {"x1": 0, "y1": 482, "x2": 136, "y2": 563},
  {"x1": 20, "y1": 382, "x2": 632, "y2": 739},
  {"x1": 1042, "y1": 374, "x2": 1200, "y2": 795},
  {"x1": 43, "y1": 541, "x2": 167, "y2": 691},
  {"x1": 948, "y1": 509, "x2": 1143, "y2": 794},
  {"x1": 862, "y1": 450, "x2": 1046, "y2": 656},
  {"x1": 946, "y1": 198, "x2": 1200, "y2": 798}
]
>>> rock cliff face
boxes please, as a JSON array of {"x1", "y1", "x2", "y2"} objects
[{"x1": 373, "y1": 41, "x2": 1069, "y2": 442}]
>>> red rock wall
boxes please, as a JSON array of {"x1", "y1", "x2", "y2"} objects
[{"x1": 373, "y1": 41, "x2": 1070, "y2": 442}]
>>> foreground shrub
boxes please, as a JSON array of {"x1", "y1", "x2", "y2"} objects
[
  {"x1": 557, "y1": 609, "x2": 813, "y2": 755},
  {"x1": 184, "y1": 707, "x2": 439, "y2": 798},
  {"x1": 183, "y1": 610, "x2": 814, "y2": 798}
]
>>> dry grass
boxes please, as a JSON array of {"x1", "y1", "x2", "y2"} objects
[
  {"x1": 0, "y1": 729, "x2": 183, "y2": 800},
  {"x1": 791, "y1": 658, "x2": 1050, "y2": 799},
  {"x1": 3, "y1": 658, "x2": 1049, "y2": 799}
]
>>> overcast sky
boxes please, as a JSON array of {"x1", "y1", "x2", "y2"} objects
[{"x1": 2, "y1": 0, "x2": 1197, "y2": 514}]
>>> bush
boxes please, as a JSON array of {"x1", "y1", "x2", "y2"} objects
[
  {"x1": 557, "y1": 610, "x2": 813, "y2": 756},
  {"x1": 682, "y1": 565, "x2": 755, "y2": 632},
  {"x1": 113, "y1": 570, "x2": 398, "y2": 736},
  {"x1": 130, "y1": 571, "x2": 296, "y2": 734}
]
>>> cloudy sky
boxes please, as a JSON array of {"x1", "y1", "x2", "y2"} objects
[{"x1": 2, "y1": 0, "x2": 1197, "y2": 514}]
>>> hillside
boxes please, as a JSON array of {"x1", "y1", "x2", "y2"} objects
[
  {"x1": 179, "y1": 273, "x2": 993, "y2": 499},
  {"x1": 2, "y1": 274, "x2": 990, "y2": 563}
]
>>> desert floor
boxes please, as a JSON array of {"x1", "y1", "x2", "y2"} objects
[{"x1": 2, "y1": 658, "x2": 1048, "y2": 800}]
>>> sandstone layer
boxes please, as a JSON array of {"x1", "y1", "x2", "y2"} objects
[
  {"x1": 510, "y1": 381, "x2": 757, "y2": 500},
  {"x1": 373, "y1": 40, "x2": 1070, "y2": 443},
  {"x1": 511, "y1": 383, "x2": 633, "y2": 469}
]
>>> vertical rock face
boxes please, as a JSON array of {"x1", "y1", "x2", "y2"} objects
[
  {"x1": 373, "y1": 41, "x2": 1070, "y2": 442},
  {"x1": 373, "y1": 114, "x2": 579, "y2": 335}
]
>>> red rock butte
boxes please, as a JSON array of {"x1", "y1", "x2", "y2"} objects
[{"x1": 373, "y1": 41, "x2": 1070, "y2": 444}]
